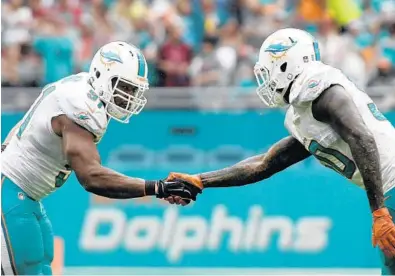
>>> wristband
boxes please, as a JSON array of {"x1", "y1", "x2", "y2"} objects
[{"x1": 144, "y1": 180, "x2": 157, "y2": 196}]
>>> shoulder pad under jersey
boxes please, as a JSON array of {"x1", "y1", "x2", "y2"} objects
[
  {"x1": 57, "y1": 74, "x2": 108, "y2": 141},
  {"x1": 289, "y1": 62, "x2": 344, "y2": 107}
]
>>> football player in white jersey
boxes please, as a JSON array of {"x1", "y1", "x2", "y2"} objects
[
  {"x1": 165, "y1": 28, "x2": 395, "y2": 274},
  {"x1": 0, "y1": 41, "x2": 200, "y2": 275}
]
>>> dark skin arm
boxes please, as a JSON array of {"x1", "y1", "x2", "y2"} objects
[
  {"x1": 312, "y1": 85, "x2": 384, "y2": 212},
  {"x1": 52, "y1": 115, "x2": 148, "y2": 199},
  {"x1": 200, "y1": 136, "x2": 311, "y2": 188}
]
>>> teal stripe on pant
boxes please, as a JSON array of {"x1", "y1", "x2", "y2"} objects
[
  {"x1": 381, "y1": 187, "x2": 395, "y2": 275},
  {"x1": 1, "y1": 176, "x2": 54, "y2": 275}
]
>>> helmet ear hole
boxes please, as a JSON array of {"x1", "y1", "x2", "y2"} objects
[{"x1": 280, "y1": 62, "x2": 287, "y2": 72}]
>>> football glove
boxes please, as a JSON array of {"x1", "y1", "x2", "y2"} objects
[
  {"x1": 145, "y1": 179, "x2": 202, "y2": 202},
  {"x1": 372, "y1": 207, "x2": 395, "y2": 258}
]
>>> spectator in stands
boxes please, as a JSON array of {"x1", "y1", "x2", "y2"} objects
[
  {"x1": 370, "y1": 0, "x2": 395, "y2": 20},
  {"x1": 90, "y1": 0, "x2": 113, "y2": 48},
  {"x1": 2, "y1": 0, "x2": 33, "y2": 46},
  {"x1": 28, "y1": 0, "x2": 47, "y2": 19},
  {"x1": 233, "y1": 44, "x2": 256, "y2": 87},
  {"x1": 316, "y1": 15, "x2": 368, "y2": 88},
  {"x1": 52, "y1": 0, "x2": 82, "y2": 27},
  {"x1": 129, "y1": 5, "x2": 160, "y2": 86},
  {"x1": 296, "y1": 0, "x2": 326, "y2": 26},
  {"x1": 33, "y1": 17, "x2": 74, "y2": 85},
  {"x1": 380, "y1": 92, "x2": 395, "y2": 111},
  {"x1": 75, "y1": 14, "x2": 95, "y2": 72},
  {"x1": 242, "y1": 0, "x2": 271, "y2": 49},
  {"x1": 108, "y1": 0, "x2": 134, "y2": 42},
  {"x1": 189, "y1": 36, "x2": 225, "y2": 87},
  {"x1": 176, "y1": 0, "x2": 202, "y2": 51},
  {"x1": 315, "y1": 15, "x2": 347, "y2": 67},
  {"x1": 158, "y1": 24, "x2": 193, "y2": 87},
  {"x1": 202, "y1": 0, "x2": 221, "y2": 37},
  {"x1": 243, "y1": 0, "x2": 290, "y2": 49},
  {"x1": 2, "y1": 44, "x2": 42, "y2": 87},
  {"x1": 0, "y1": 0, "x2": 394, "y2": 90},
  {"x1": 213, "y1": 19, "x2": 242, "y2": 85},
  {"x1": 128, "y1": 3, "x2": 152, "y2": 50},
  {"x1": 327, "y1": 0, "x2": 362, "y2": 30},
  {"x1": 378, "y1": 22, "x2": 395, "y2": 80},
  {"x1": 2, "y1": 0, "x2": 33, "y2": 85}
]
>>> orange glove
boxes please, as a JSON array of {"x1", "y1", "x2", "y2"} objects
[
  {"x1": 167, "y1": 172, "x2": 203, "y2": 190},
  {"x1": 164, "y1": 172, "x2": 203, "y2": 205},
  {"x1": 372, "y1": 207, "x2": 395, "y2": 258}
]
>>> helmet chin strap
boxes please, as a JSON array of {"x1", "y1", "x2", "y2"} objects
[
  {"x1": 283, "y1": 74, "x2": 300, "y2": 104},
  {"x1": 283, "y1": 80, "x2": 294, "y2": 104}
]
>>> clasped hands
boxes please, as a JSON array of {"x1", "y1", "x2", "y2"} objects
[{"x1": 156, "y1": 172, "x2": 203, "y2": 206}]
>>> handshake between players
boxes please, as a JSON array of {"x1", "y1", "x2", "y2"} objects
[{"x1": 155, "y1": 173, "x2": 203, "y2": 206}]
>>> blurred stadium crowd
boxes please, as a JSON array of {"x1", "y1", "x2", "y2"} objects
[{"x1": 2, "y1": 0, "x2": 395, "y2": 89}]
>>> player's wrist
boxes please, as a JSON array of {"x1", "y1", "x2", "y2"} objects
[
  {"x1": 144, "y1": 180, "x2": 158, "y2": 196},
  {"x1": 373, "y1": 207, "x2": 391, "y2": 218},
  {"x1": 198, "y1": 173, "x2": 210, "y2": 189},
  {"x1": 194, "y1": 174, "x2": 204, "y2": 188}
]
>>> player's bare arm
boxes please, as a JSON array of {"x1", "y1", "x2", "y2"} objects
[
  {"x1": 54, "y1": 114, "x2": 146, "y2": 198},
  {"x1": 311, "y1": 85, "x2": 384, "y2": 212},
  {"x1": 311, "y1": 84, "x2": 395, "y2": 258},
  {"x1": 53, "y1": 115, "x2": 201, "y2": 201},
  {"x1": 167, "y1": 136, "x2": 311, "y2": 188}
]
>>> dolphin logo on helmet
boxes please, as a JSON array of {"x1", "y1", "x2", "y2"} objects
[
  {"x1": 265, "y1": 40, "x2": 297, "y2": 54},
  {"x1": 100, "y1": 50, "x2": 123, "y2": 66},
  {"x1": 265, "y1": 38, "x2": 298, "y2": 60}
]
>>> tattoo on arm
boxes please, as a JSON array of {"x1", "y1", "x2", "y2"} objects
[
  {"x1": 200, "y1": 136, "x2": 311, "y2": 188},
  {"x1": 312, "y1": 85, "x2": 384, "y2": 211}
]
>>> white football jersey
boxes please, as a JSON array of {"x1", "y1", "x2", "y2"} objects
[
  {"x1": 285, "y1": 62, "x2": 395, "y2": 193},
  {"x1": 2, "y1": 73, "x2": 109, "y2": 200}
]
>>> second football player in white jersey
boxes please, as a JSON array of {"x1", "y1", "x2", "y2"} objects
[
  {"x1": 1, "y1": 42, "x2": 200, "y2": 275},
  {"x1": 165, "y1": 29, "x2": 395, "y2": 274}
]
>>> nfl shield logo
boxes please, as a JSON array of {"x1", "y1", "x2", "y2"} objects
[{"x1": 18, "y1": 192, "x2": 25, "y2": 200}]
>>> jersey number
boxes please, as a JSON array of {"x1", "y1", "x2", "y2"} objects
[
  {"x1": 17, "y1": 83, "x2": 71, "y2": 188},
  {"x1": 308, "y1": 140, "x2": 356, "y2": 179},
  {"x1": 368, "y1": 103, "x2": 387, "y2": 121}
]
